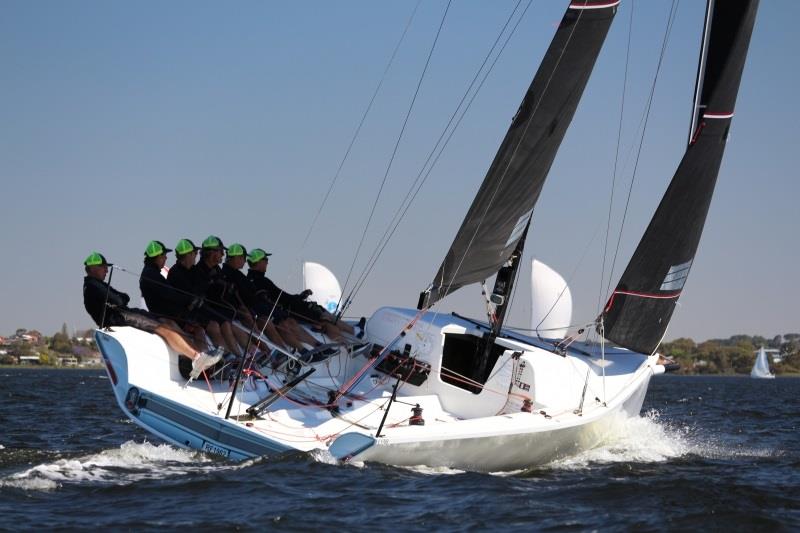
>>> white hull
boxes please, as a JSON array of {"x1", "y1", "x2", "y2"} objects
[
  {"x1": 96, "y1": 307, "x2": 664, "y2": 471},
  {"x1": 353, "y1": 373, "x2": 651, "y2": 471}
]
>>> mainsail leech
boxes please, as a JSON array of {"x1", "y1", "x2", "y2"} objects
[
  {"x1": 418, "y1": 1, "x2": 619, "y2": 309},
  {"x1": 602, "y1": 0, "x2": 760, "y2": 354}
]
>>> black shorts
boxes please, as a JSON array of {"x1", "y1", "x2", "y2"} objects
[
  {"x1": 117, "y1": 308, "x2": 162, "y2": 333},
  {"x1": 288, "y1": 301, "x2": 325, "y2": 324},
  {"x1": 253, "y1": 302, "x2": 288, "y2": 323},
  {"x1": 202, "y1": 302, "x2": 237, "y2": 323}
]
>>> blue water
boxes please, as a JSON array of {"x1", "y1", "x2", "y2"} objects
[{"x1": 1, "y1": 369, "x2": 798, "y2": 531}]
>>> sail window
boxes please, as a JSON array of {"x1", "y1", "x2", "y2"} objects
[
  {"x1": 659, "y1": 259, "x2": 693, "y2": 291},
  {"x1": 504, "y1": 208, "x2": 534, "y2": 247}
]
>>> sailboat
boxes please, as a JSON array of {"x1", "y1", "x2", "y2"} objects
[
  {"x1": 95, "y1": 0, "x2": 760, "y2": 471},
  {"x1": 750, "y1": 346, "x2": 775, "y2": 379}
]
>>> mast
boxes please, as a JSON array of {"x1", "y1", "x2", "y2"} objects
[
  {"x1": 418, "y1": 0, "x2": 620, "y2": 313},
  {"x1": 472, "y1": 224, "x2": 528, "y2": 382},
  {"x1": 601, "y1": 0, "x2": 760, "y2": 354}
]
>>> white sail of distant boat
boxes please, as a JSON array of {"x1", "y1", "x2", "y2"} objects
[
  {"x1": 750, "y1": 346, "x2": 775, "y2": 379},
  {"x1": 530, "y1": 259, "x2": 572, "y2": 339},
  {"x1": 302, "y1": 261, "x2": 342, "y2": 314}
]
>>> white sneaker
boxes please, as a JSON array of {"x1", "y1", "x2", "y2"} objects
[{"x1": 190, "y1": 349, "x2": 223, "y2": 380}]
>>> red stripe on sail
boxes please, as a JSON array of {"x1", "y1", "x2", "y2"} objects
[
  {"x1": 604, "y1": 289, "x2": 681, "y2": 313},
  {"x1": 703, "y1": 111, "x2": 734, "y2": 119},
  {"x1": 569, "y1": 1, "x2": 620, "y2": 9}
]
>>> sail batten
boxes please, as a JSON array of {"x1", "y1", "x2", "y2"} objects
[
  {"x1": 419, "y1": 1, "x2": 618, "y2": 309},
  {"x1": 602, "y1": 0, "x2": 759, "y2": 354}
]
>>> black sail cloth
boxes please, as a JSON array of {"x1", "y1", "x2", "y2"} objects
[
  {"x1": 419, "y1": 1, "x2": 618, "y2": 309},
  {"x1": 601, "y1": 1, "x2": 760, "y2": 354}
]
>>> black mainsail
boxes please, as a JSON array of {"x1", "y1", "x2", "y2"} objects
[
  {"x1": 418, "y1": 1, "x2": 619, "y2": 310},
  {"x1": 601, "y1": 0, "x2": 759, "y2": 354}
]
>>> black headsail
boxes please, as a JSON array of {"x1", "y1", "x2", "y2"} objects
[
  {"x1": 418, "y1": 1, "x2": 619, "y2": 310},
  {"x1": 601, "y1": 0, "x2": 759, "y2": 354}
]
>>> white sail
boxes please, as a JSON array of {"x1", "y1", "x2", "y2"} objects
[
  {"x1": 530, "y1": 259, "x2": 572, "y2": 339},
  {"x1": 302, "y1": 262, "x2": 342, "y2": 314},
  {"x1": 750, "y1": 346, "x2": 775, "y2": 379}
]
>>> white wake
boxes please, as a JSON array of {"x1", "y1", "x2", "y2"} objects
[{"x1": 0, "y1": 441, "x2": 253, "y2": 492}]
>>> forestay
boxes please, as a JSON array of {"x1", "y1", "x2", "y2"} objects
[
  {"x1": 602, "y1": 0, "x2": 760, "y2": 354},
  {"x1": 418, "y1": 1, "x2": 619, "y2": 309}
]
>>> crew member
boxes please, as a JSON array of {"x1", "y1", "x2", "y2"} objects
[{"x1": 83, "y1": 251, "x2": 221, "y2": 379}]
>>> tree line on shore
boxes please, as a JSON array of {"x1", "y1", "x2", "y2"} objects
[
  {"x1": 2, "y1": 325, "x2": 799, "y2": 374},
  {"x1": 0, "y1": 324, "x2": 98, "y2": 366},
  {"x1": 661, "y1": 333, "x2": 800, "y2": 375}
]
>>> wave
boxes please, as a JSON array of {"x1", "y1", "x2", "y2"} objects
[
  {"x1": 545, "y1": 410, "x2": 692, "y2": 470},
  {"x1": 544, "y1": 409, "x2": 779, "y2": 470},
  {"x1": 0, "y1": 441, "x2": 214, "y2": 492}
]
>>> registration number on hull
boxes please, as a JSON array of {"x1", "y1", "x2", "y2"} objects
[{"x1": 202, "y1": 441, "x2": 230, "y2": 458}]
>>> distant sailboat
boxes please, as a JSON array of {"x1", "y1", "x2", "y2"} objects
[{"x1": 750, "y1": 346, "x2": 775, "y2": 379}]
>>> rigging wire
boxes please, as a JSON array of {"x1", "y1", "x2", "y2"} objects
[
  {"x1": 603, "y1": 0, "x2": 681, "y2": 303},
  {"x1": 597, "y1": 0, "x2": 635, "y2": 318},
  {"x1": 337, "y1": 0, "x2": 453, "y2": 312},
  {"x1": 299, "y1": 0, "x2": 422, "y2": 253},
  {"x1": 533, "y1": 224, "x2": 602, "y2": 339},
  {"x1": 434, "y1": 4, "x2": 588, "y2": 314},
  {"x1": 340, "y1": 0, "x2": 532, "y2": 312}
]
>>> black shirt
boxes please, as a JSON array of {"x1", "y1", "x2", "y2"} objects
[
  {"x1": 246, "y1": 269, "x2": 287, "y2": 306},
  {"x1": 140, "y1": 263, "x2": 174, "y2": 317},
  {"x1": 222, "y1": 263, "x2": 257, "y2": 309},
  {"x1": 83, "y1": 276, "x2": 130, "y2": 327},
  {"x1": 191, "y1": 260, "x2": 226, "y2": 301},
  {"x1": 166, "y1": 262, "x2": 199, "y2": 315},
  {"x1": 246, "y1": 269, "x2": 319, "y2": 320}
]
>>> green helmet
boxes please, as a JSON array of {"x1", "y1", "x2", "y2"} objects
[
  {"x1": 247, "y1": 248, "x2": 272, "y2": 264},
  {"x1": 202, "y1": 235, "x2": 227, "y2": 251},
  {"x1": 175, "y1": 238, "x2": 200, "y2": 256},
  {"x1": 144, "y1": 240, "x2": 172, "y2": 258},
  {"x1": 84, "y1": 252, "x2": 112, "y2": 267},
  {"x1": 227, "y1": 243, "x2": 247, "y2": 258}
]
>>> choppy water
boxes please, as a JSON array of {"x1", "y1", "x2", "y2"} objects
[{"x1": 0, "y1": 369, "x2": 797, "y2": 531}]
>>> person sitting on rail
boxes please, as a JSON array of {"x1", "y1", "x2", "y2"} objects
[
  {"x1": 191, "y1": 235, "x2": 251, "y2": 357},
  {"x1": 139, "y1": 240, "x2": 173, "y2": 315},
  {"x1": 137, "y1": 238, "x2": 217, "y2": 356},
  {"x1": 163, "y1": 238, "x2": 232, "y2": 354},
  {"x1": 222, "y1": 243, "x2": 329, "y2": 355},
  {"x1": 245, "y1": 248, "x2": 362, "y2": 343},
  {"x1": 83, "y1": 251, "x2": 221, "y2": 379}
]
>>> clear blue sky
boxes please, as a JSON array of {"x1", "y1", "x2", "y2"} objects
[{"x1": 1, "y1": 0, "x2": 796, "y2": 341}]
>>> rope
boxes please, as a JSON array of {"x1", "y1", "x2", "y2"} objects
[
  {"x1": 114, "y1": 264, "x2": 239, "y2": 326},
  {"x1": 597, "y1": 0, "x2": 634, "y2": 318},
  {"x1": 532, "y1": 225, "x2": 602, "y2": 341},
  {"x1": 99, "y1": 265, "x2": 114, "y2": 329},
  {"x1": 604, "y1": 0, "x2": 680, "y2": 301},
  {"x1": 299, "y1": 0, "x2": 422, "y2": 253},
  {"x1": 340, "y1": 0, "x2": 531, "y2": 311},
  {"x1": 338, "y1": 0, "x2": 453, "y2": 312},
  {"x1": 433, "y1": 3, "x2": 588, "y2": 313}
]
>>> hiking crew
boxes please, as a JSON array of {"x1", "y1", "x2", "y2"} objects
[
  {"x1": 83, "y1": 251, "x2": 221, "y2": 379},
  {"x1": 191, "y1": 236, "x2": 249, "y2": 356},
  {"x1": 246, "y1": 248, "x2": 358, "y2": 342},
  {"x1": 222, "y1": 244, "x2": 324, "y2": 354},
  {"x1": 163, "y1": 238, "x2": 231, "y2": 352},
  {"x1": 139, "y1": 240, "x2": 174, "y2": 317}
]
